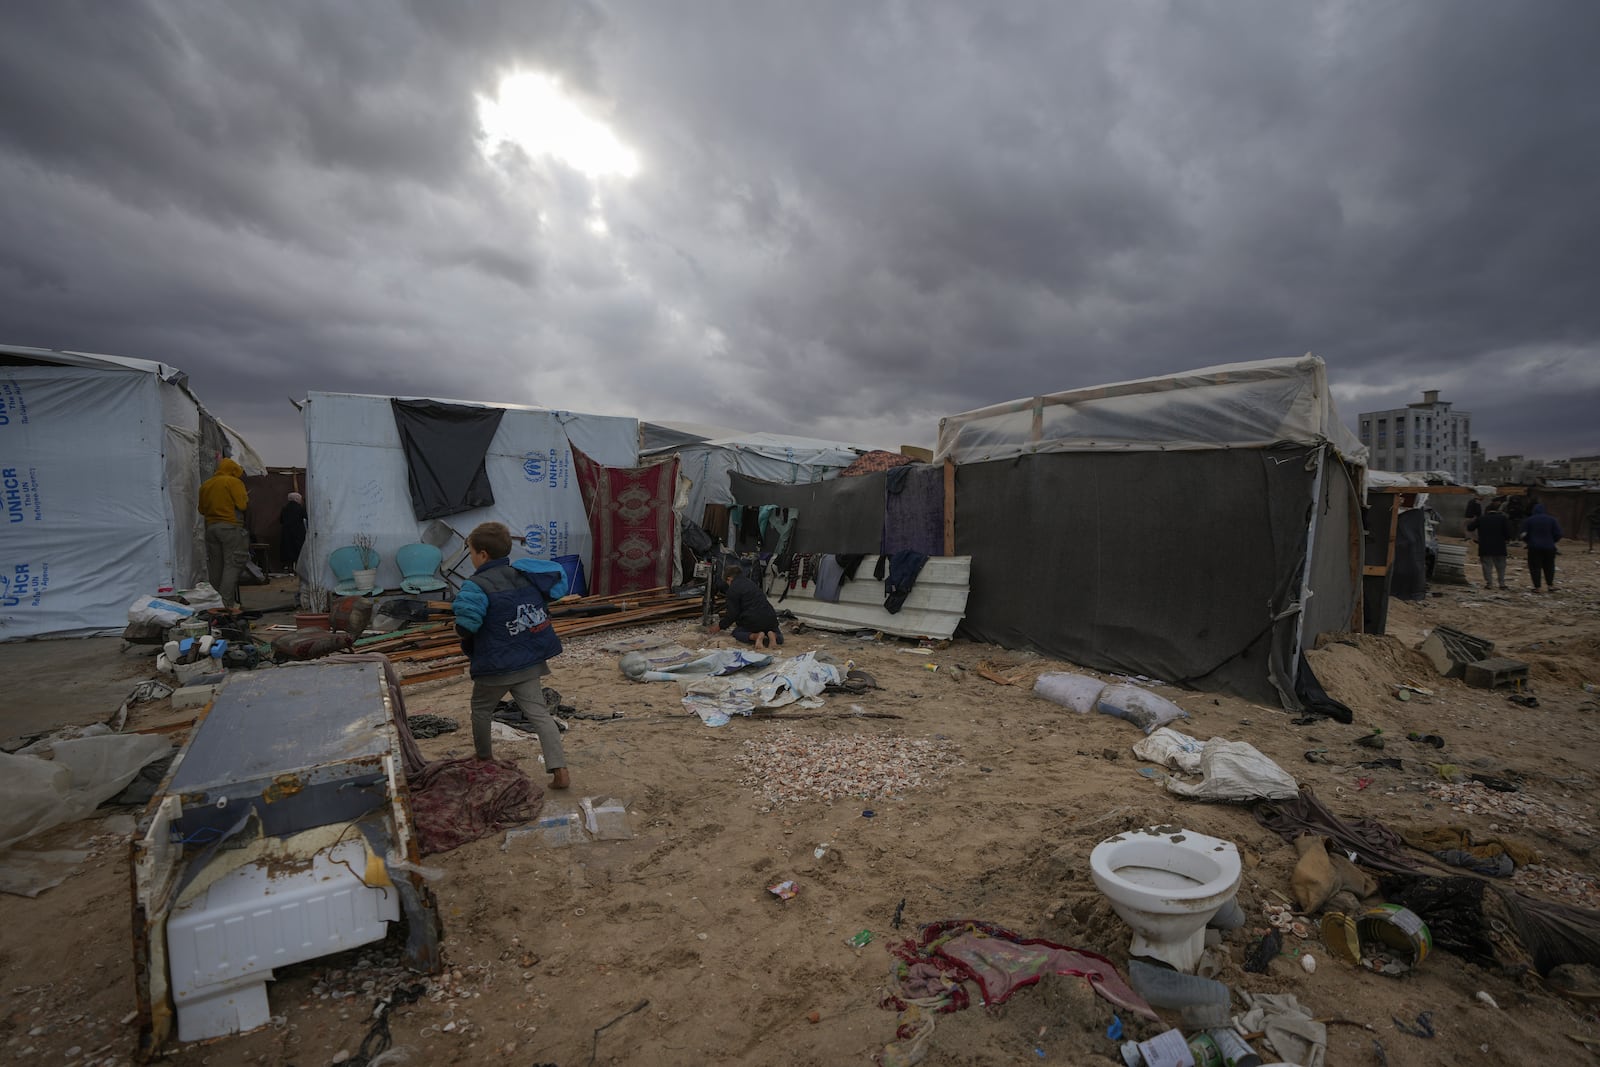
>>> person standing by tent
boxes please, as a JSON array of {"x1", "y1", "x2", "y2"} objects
[
  {"x1": 277, "y1": 492, "x2": 307, "y2": 574},
  {"x1": 197, "y1": 457, "x2": 249, "y2": 608},
  {"x1": 1467, "y1": 500, "x2": 1512, "y2": 590},
  {"x1": 1520, "y1": 502, "x2": 1563, "y2": 593},
  {"x1": 452, "y1": 521, "x2": 571, "y2": 788}
]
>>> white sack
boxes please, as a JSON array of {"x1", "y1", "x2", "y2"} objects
[
  {"x1": 1131, "y1": 728, "x2": 1206, "y2": 775},
  {"x1": 0, "y1": 733, "x2": 173, "y2": 850},
  {"x1": 127, "y1": 594, "x2": 194, "y2": 627},
  {"x1": 1095, "y1": 684, "x2": 1190, "y2": 734},
  {"x1": 1033, "y1": 672, "x2": 1107, "y2": 714},
  {"x1": 1165, "y1": 738, "x2": 1299, "y2": 803},
  {"x1": 681, "y1": 652, "x2": 842, "y2": 727}
]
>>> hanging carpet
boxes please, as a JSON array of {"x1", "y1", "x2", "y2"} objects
[{"x1": 572, "y1": 447, "x2": 680, "y2": 596}]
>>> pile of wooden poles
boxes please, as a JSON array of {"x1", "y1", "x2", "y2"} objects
[{"x1": 356, "y1": 585, "x2": 703, "y2": 686}]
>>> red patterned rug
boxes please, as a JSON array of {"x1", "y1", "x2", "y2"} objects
[{"x1": 572, "y1": 447, "x2": 680, "y2": 596}]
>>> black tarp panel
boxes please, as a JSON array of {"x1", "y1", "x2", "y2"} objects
[
  {"x1": 728, "y1": 471, "x2": 886, "y2": 554},
  {"x1": 1302, "y1": 456, "x2": 1360, "y2": 644},
  {"x1": 954, "y1": 447, "x2": 1318, "y2": 705},
  {"x1": 1362, "y1": 493, "x2": 1396, "y2": 634},
  {"x1": 1390, "y1": 509, "x2": 1427, "y2": 601},
  {"x1": 390, "y1": 400, "x2": 505, "y2": 521}
]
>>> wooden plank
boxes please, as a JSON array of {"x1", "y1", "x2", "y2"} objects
[
  {"x1": 943, "y1": 458, "x2": 956, "y2": 556},
  {"x1": 1363, "y1": 565, "x2": 1389, "y2": 577},
  {"x1": 399, "y1": 662, "x2": 467, "y2": 686},
  {"x1": 1384, "y1": 493, "x2": 1401, "y2": 571}
]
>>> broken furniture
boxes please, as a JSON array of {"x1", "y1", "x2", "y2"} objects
[
  {"x1": 1420, "y1": 625, "x2": 1496, "y2": 679},
  {"x1": 396, "y1": 542, "x2": 448, "y2": 596},
  {"x1": 133, "y1": 660, "x2": 439, "y2": 1050}
]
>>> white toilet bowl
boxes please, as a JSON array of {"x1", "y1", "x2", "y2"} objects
[{"x1": 1090, "y1": 826, "x2": 1242, "y2": 973}]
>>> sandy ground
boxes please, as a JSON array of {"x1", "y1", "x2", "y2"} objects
[{"x1": 3, "y1": 543, "x2": 1600, "y2": 1066}]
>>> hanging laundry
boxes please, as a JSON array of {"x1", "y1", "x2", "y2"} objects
[
  {"x1": 882, "y1": 550, "x2": 928, "y2": 614},
  {"x1": 814, "y1": 554, "x2": 845, "y2": 603}
]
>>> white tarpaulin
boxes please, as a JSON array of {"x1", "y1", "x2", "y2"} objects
[
  {"x1": 643, "y1": 431, "x2": 864, "y2": 529},
  {"x1": 303, "y1": 392, "x2": 638, "y2": 591},
  {"x1": 1, "y1": 347, "x2": 261, "y2": 640},
  {"x1": 935, "y1": 354, "x2": 1367, "y2": 466}
]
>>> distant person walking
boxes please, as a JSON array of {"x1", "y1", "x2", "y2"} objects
[
  {"x1": 1520, "y1": 502, "x2": 1563, "y2": 592},
  {"x1": 197, "y1": 457, "x2": 249, "y2": 607},
  {"x1": 278, "y1": 492, "x2": 307, "y2": 574},
  {"x1": 1467, "y1": 501, "x2": 1512, "y2": 590}
]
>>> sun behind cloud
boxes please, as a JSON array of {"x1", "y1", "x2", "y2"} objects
[{"x1": 477, "y1": 71, "x2": 640, "y2": 180}]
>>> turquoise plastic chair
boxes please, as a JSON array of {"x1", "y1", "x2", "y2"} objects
[
  {"x1": 329, "y1": 545, "x2": 383, "y2": 597},
  {"x1": 396, "y1": 543, "x2": 446, "y2": 595}
]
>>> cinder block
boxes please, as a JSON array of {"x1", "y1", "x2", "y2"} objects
[
  {"x1": 1463, "y1": 657, "x2": 1530, "y2": 690},
  {"x1": 172, "y1": 684, "x2": 221, "y2": 710}
]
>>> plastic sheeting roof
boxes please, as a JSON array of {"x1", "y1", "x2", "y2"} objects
[{"x1": 935, "y1": 354, "x2": 1367, "y2": 465}]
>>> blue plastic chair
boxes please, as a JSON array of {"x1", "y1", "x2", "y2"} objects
[
  {"x1": 329, "y1": 545, "x2": 383, "y2": 597},
  {"x1": 396, "y1": 543, "x2": 447, "y2": 595}
]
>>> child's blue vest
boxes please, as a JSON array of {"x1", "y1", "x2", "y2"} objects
[{"x1": 468, "y1": 560, "x2": 563, "y2": 677}]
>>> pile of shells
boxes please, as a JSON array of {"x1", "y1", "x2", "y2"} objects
[
  {"x1": 1263, "y1": 903, "x2": 1310, "y2": 938},
  {"x1": 1424, "y1": 782, "x2": 1595, "y2": 838},
  {"x1": 735, "y1": 727, "x2": 961, "y2": 805},
  {"x1": 1513, "y1": 864, "x2": 1600, "y2": 909}
]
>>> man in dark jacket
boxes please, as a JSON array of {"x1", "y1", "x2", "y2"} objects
[
  {"x1": 1467, "y1": 502, "x2": 1513, "y2": 590},
  {"x1": 452, "y1": 521, "x2": 570, "y2": 784},
  {"x1": 709, "y1": 563, "x2": 783, "y2": 649},
  {"x1": 1520, "y1": 503, "x2": 1564, "y2": 592}
]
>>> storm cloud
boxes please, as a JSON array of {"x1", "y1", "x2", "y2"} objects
[{"x1": 1, "y1": 0, "x2": 1596, "y2": 463}]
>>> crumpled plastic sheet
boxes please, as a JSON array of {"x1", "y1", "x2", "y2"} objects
[
  {"x1": 0, "y1": 733, "x2": 173, "y2": 851},
  {"x1": 1236, "y1": 991, "x2": 1326, "y2": 1067},
  {"x1": 1164, "y1": 738, "x2": 1299, "y2": 802},
  {"x1": 624, "y1": 648, "x2": 772, "y2": 682},
  {"x1": 681, "y1": 652, "x2": 842, "y2": 727}
]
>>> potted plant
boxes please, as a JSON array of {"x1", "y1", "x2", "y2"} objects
[
  {"x1": 352, "y1": 533, "x2": 379, "y2": 592},
  {"x1": 296, "y1": 580, "x2": 332, "y2": 631}
]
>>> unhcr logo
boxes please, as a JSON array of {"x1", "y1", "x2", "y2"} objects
[
  {"x1": 523, "y1": 453, "x2": 544, "y2": 482},
  {"x1": 524, "y1": 525, "x2": 546, "y2": 554}
]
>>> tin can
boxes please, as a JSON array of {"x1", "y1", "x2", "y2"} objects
[
  {"x1": 1187, "y1": 1033, "x2": 1224, "y2": 1067},
  {"x1": 1357, "y1": 904, "x2": 1432, "y2": 969}
]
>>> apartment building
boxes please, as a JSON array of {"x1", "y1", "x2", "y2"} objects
[{"x1": 1357, "y1": 390, "x2": 1473, "y2": 481}]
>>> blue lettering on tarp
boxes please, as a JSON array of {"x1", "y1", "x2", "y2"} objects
[
  {"x1": 0, "y1": 560, "x2": 45, "y2": 608},
  {"x1": 3, "y1": 467, "x2": 24, "y2": 524},
  {"x1": 0, "y1": 379, "x2": 30, "y2": 427},
  {"x1": 523, "y1": 453, "x2": 544, "y2": 483},
  {"x1": 549, "y1": 519, "x2": 570, "y2": 557},
  {"x1": 524, "y1": 525, "x2": 546, "y2": 555}
]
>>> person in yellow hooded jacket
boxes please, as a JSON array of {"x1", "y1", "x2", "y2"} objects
[{"x1": 197, "y1": 457, "x2": 250, "y2": 607}]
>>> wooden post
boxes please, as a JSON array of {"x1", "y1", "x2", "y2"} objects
[
  {"x1": 1347, "y1": 468, "x2": 1364, "y2": 632},
  {"x1": 943, "y1": 458, "x2": 956, "y2": 556}
]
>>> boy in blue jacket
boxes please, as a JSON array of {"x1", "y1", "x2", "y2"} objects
[{"x1": 452, "y1": 521, "x2": 571, "y2": 787}]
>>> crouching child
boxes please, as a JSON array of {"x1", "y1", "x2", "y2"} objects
[{"x1": 452, "y1": 521, "x2": 571, "y2": 789}]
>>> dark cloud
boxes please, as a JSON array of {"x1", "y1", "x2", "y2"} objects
[{"x1": 0, "y1": 0, "x2": 1595, "y2": 465}]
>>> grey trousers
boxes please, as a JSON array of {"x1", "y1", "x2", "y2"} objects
[
  {"x1": 469, "y1": 663, "x2": 565, "y2": 769},
  {"x1": 205, "y1": 522, "x2": 249, "y2": 606},
  {"x1": 1479, "y1": 554, "x2": 1506, "y2": 585}
]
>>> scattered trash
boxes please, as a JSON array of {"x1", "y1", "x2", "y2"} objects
[
  {"x1": 892, "y1": 898, "x2": 906, "y2": 929},
  {"x1": 1304, "y1": 748, "x2": 1331, "y2": 764},
  {"x1": 1507, "y1": 692, "x2": 1540, "y2": 707},
  {"x1": 846, "y1": 929, "x2": 873, "y2": 948},
  {"x1": 1476, "y1": 991, "x2": 1500, "y2": 1009},
  {"x1": 406, "y1": 714, "x2": 458, "y2": 739},
  {"x1": 1392, "y1": 1011, "x2": 1435, "y2": 1038},
  {"x1": 1356, "y1": 730, "x2": 1385, "y2": 749},
  {"x1": 1407, "y1": 732, "x2": 1445, "y2": 748},
  {"x1": 814, "y1": 844, "x2": 829, "y2": 859},
  {"x1": 1137, "y1": 767, "x2": 1163, "y2": 779},
  {"x1": 806, "y1": 1010, "x2": 821, "y2": 1024},
  {"x1": 1162, "y1": 739, "x2": 1299, "y2": 802},
  {"x1": 1106, "y1": 1016, "x2": 1123, "y2": 1041},
  {"x1": 579, "y1": 796, "x2": 632, "y2": 840},
  {"x1": 1469, "y1": 773, "x2": 1520, "y2": 793},
  {"x1": 769, "y1": 880, "x2": 799, "y2": 901},
  {"x1": 1244, "y1": 930, "x2": 1282, "y2": 973},
  {"x1": 862, "y1": 809, "x2": 876, "y2": 818},
  {"x1": 1300, "y1": 953, "x2": 1317, "y2": 974},
  {"x1": 1237, "y1": 992, "x2": 1326, "y2": 1066},
  {"x1": 1127, "y1": 959, "x2": 1230, "y2": 1027},
  {"x1": 1324, "y1": 905, "x2": 1432, "y2": 976}
]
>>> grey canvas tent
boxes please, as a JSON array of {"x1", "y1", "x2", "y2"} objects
[
  {"x1": 0, "y1": 345, "x2": 262, "y2": 639},
  {"x1": 935, "y1": 355, "x2": 1367, "y2": 707}
]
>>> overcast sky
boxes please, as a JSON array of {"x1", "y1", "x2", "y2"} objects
[{"x1": 2, "y1": 1, "x2": 1597, "y2": 465}]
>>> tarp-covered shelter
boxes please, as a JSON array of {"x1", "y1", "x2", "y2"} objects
[
  {"x1": 1, "y1": 345, "x2": 262, "y2": 639},
  {"x1": 641, "y1": 430, "x2": 866, "y2": 533},
  {"x1": 936, "y1": 355, "x2": 1367, "y2": 706},
  {"x1": 303, "y1": 393, "x2": 639, "y2": 594},
  {"x1": 242, "y1": 467, "x2": 306, "y2": 571}
]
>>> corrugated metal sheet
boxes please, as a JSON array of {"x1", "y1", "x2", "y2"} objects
[{"x1": 769, "y1": 555, "x2": 971, "y2": 640}]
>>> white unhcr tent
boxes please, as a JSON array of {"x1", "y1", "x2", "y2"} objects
[
  {"x1": 641, "y1": 429, "x2": 865, "y2": 530},
  {"x1": 1, "y1": 345, "x2": 262, "y2": 640},
  {"x1": 303, "y1": 392, "x2": 639, "y2": 593}
]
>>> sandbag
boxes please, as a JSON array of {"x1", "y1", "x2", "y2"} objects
[
  {"x1": 1095, "y1": 684, "x2": 1189, "y2": 734},
  {"x1": 1131, "y1": 728, "x2": 1206, "y2": 775},
  {"x1": 272, "y1": 628, "x2": 355, "y2": 661},
  {"x1": 1166, "y1": 738, "x2": 1299, "y2": 802},
  {"x1": 127, "y1": 595, "x2": 193, "y2": 627},
  {"x1": 1033, "y1": 672, "x2": 1107, "y2": 714}
]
